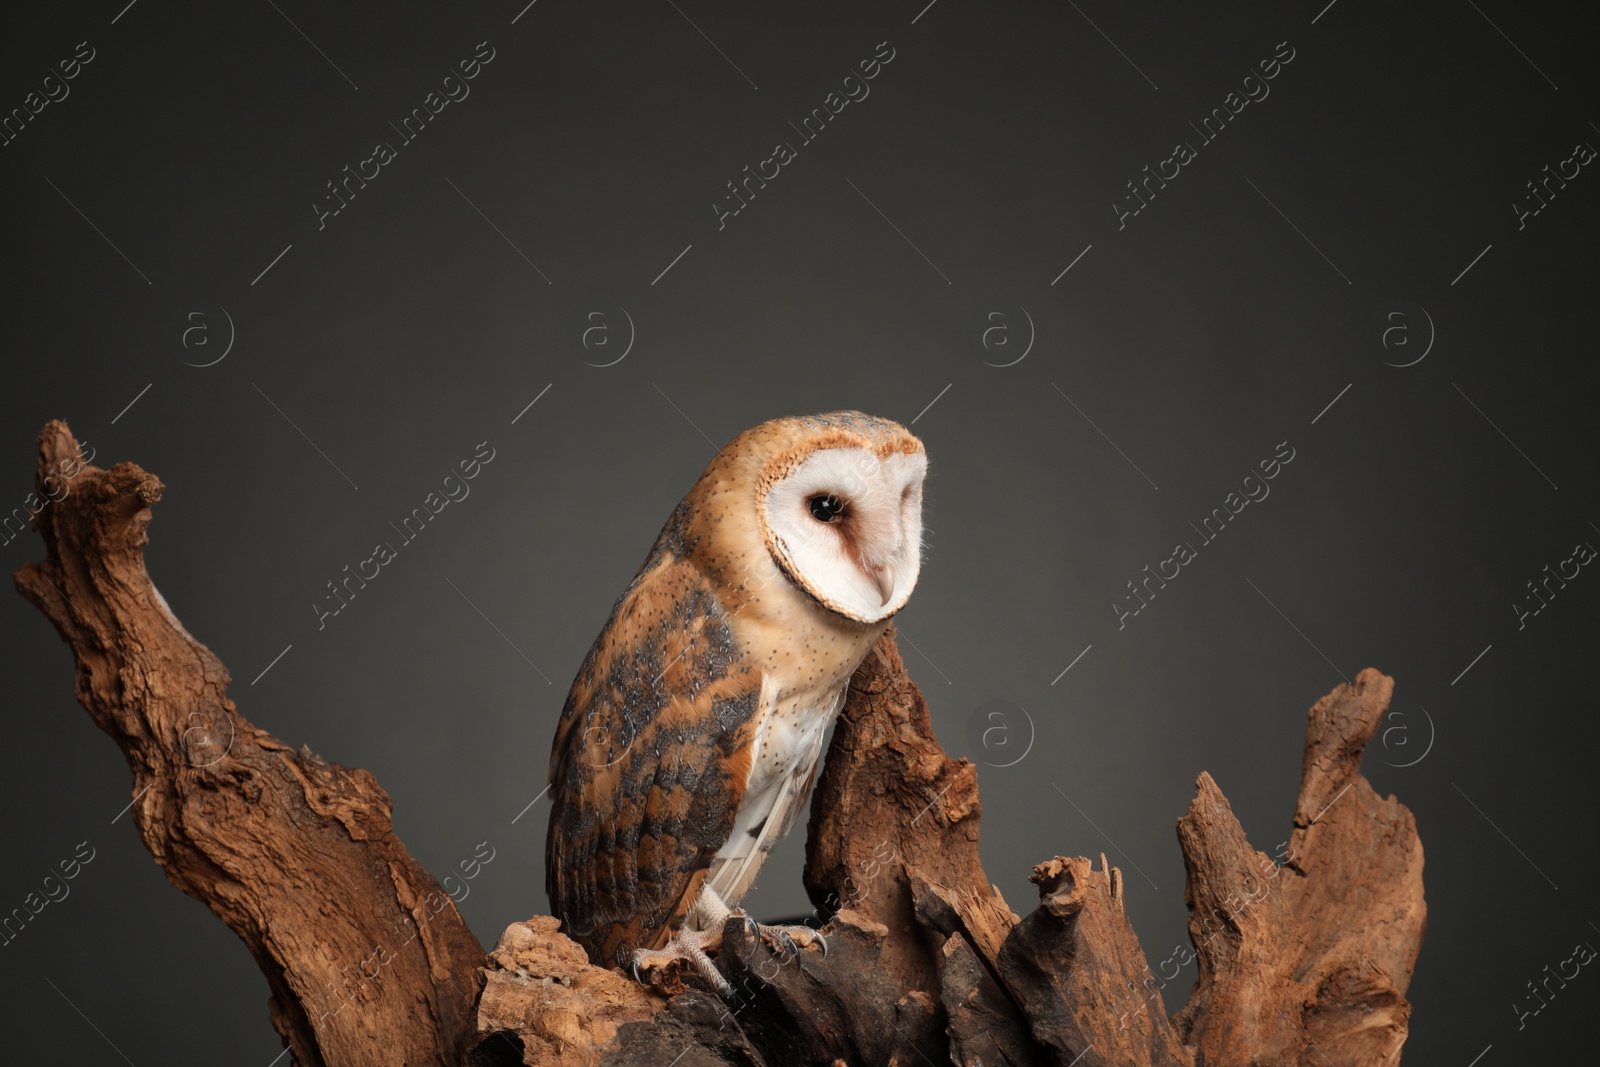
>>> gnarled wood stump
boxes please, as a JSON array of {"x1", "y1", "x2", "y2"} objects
[{"x1": 14, "y1": 421, "x2": 1424, "y2": 1066}]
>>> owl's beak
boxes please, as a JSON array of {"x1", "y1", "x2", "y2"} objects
[{"x1": 868, "y1": 562, "x2": 897, "y2": 606}]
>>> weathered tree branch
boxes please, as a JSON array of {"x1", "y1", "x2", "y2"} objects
[
  {"x1": 14, "y1": 421, "x2": 484, "y2": 1065},
  {"x1": 16, "y1": 422, "x2": 1425, "y2": 1067},
  {"x1": 1172, "y1": 669, "x2": 1424, "y2": 1066}
]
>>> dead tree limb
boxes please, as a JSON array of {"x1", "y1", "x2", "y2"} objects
[
  {"x1": 1172, "y1": 669, "x2": 1425, "y2": 1066},
  {"x1": 14, "y1": 421, "x2": 485, "y2": 1066},
  {"x1": 15, "y1": 422, "x2": 1425, "y2": 1067}
]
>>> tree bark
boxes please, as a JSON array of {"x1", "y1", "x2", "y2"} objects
[
  {"x1": 13, "y1": 421, "x2": 485, "y2": 1066},
  {"x1": 14, "y1": 422, "x2": 1425, "y2": 1067},
  {"x1": 1171, "y1": 669, "x2": 1424, "y2": 1066}
]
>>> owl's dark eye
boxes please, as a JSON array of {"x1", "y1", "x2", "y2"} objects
[{"x1": 808, "y1": 494, "x2": 845, "y2": 523}]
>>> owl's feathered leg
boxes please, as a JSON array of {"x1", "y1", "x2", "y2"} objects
[
  {"x1": 631, "y1": 888, "x2": 830, "y2": 995},
  {"x1": 630, "y1": 886, "x2": 735, "y2": 995},
  {"x1": 697, "y1": 883, "x2": 825, "y2": 959},
  {"x1": 631, "y1": 927, "x2": 731, "y2": 995}
]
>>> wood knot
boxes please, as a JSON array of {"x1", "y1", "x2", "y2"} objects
[{"x1": 1030, "y1": 856, "x2": 1090, "y2": 919}]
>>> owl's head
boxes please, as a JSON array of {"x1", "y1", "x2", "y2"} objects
[{"x1": 743, "y1": 412, "x2": 927, "y2": 624}]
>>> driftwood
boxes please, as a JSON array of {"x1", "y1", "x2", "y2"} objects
[{"x1": 14, "y1": 421, "x2": 1425, "y2": 1066}]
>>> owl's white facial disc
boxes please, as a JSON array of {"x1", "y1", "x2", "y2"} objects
[{"x1": 761, "y1": 446, "x2": 926, "y2": 623}]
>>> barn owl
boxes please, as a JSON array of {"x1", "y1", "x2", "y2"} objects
[{"x1": 546, "y1": 411, "x2": 927, "y2": 991}]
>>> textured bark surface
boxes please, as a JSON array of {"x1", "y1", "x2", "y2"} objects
[
  {"x1": 1171, "y1": 668, "x2": 1425, "y2": 1066},
  {"x1": 797, "y1": 629, "x2": 1023, "y2": 1037},
  {"x1": 14, "y1": 422, "x2": 486, "y2": 1066},
  {"x1": 997, "y1": 856, "x2": 1194, "y2": 1067},
  {"x1": 467, "y1": 917, "x2": 666, "y2": 1065},
  {"x1": 17, "y1": 422, "x2": 1426, "y2": 1067}
]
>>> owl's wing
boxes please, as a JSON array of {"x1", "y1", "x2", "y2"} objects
[{"x1": 546, "y1": 545, "x2": 762, "y2": 969}]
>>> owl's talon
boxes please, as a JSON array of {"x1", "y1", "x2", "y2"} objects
[
  {"x1": 756, "y1": 922, "x2": 826, "y2": 960},
  {"x1": 632, "y1": 926, "x2": 731, "y2": 996}
]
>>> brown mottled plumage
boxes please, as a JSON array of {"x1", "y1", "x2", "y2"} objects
[{"x1": 547, "y1": 412, "x2": 927, "y2": 975}]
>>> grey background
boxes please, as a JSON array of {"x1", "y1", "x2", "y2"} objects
[{"x1": 2, "y1": 0, "x2": 1596, "y2": 1061}]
